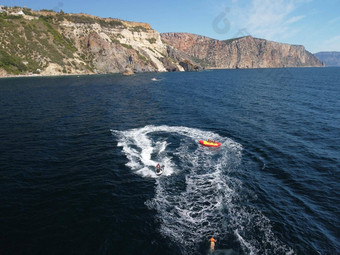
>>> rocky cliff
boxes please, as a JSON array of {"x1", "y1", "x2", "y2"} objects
[
  {"x1": 0, "y1": 7, "x2": 323, "y2": 77},
  {"x1": 161, "y1": 33, "x2": 324, "y2": 69},
  {"x1": 314, "y1": 52, "x2": 340, "y2": 67},
  {"x1": 0, "y1": 7, "x2": 198, "y2": 76}
]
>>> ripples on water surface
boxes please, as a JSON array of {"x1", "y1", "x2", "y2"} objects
[{"x1": 0, "y1": 68, "x2": 339, "y2": 255}]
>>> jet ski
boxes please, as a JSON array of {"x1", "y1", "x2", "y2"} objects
[{"x1": 155, "y1": 165, "x2": 164, "y2": 176}]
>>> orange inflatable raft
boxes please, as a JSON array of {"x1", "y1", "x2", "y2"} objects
[{"x1": 199, "y1": 140, "x2": 221, "y2": 147}]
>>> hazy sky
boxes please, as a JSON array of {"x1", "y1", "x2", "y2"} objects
[{"x1": 1, "y1": 0, "x2": 339, "y2": 53}]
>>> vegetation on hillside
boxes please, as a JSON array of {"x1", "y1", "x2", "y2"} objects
[
  {"x1": 0, "y1": 7, "x2": 158, "y2": 75},
  {"x1": 129, "y1": 26, "x2": 148, "y2": 33},
  {"x1": 64, "y1": 15, "x2": 125, "y2": 28},
  {"x1": 0, "y1": 48, "x2": 29, "y2": 74},
  {"x1": 146, "y1": 38, "x2": 157, "y2": 44},
  {"x1": 0, "y1": 8, "x2": 90, "y2": 74}
]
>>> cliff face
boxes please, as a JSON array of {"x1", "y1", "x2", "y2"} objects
[
  {"x1": 314, "y1": 52, "x2": 340, "y2": 67},
  {"x1": 0, "y1": 7, "x2": 323, "y2": 77},
  {"x1": 0, "y1": 7, "x2": 197, "y2": 76},
  {"x1": 161, "y1": 33, "x2": 324, "y2": 69},
  {"x1": 60, "y1": 18, "x2": 172, "y2": 74}
]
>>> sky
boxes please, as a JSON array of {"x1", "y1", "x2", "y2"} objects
[{"x1": 1, "y1": 0, "x2": 339, "y2": 53}]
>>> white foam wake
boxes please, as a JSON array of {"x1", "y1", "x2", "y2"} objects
[
  {"x1": 112, "y1": 125, "x2": 294, "y2": 255},
  {"x1": 111, "y1": 125, "x2": 232, "y2": 178}
]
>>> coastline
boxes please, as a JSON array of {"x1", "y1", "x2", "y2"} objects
[
  {"x1": 1, "y1": 65, "x2": 325, "y2": 80},
  {"x1": 1, "y1": 66, "x2": 331, "y2": 80},
  {"x1": 0, "y1": 72, "x2": 106, "y2": 79},
  {"x1": 204, "y1": 66, "x2": 326, "y2": 70}
]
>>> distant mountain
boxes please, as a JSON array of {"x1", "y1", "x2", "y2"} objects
[
  {"x1": 314, "y1": 52, "x2": 340, "y2": 67},
  {"x1": 161, "y1": 33, "x2": 324, "y2": 69}
]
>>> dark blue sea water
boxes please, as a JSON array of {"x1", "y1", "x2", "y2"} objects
[{"x1": 0, "y1": 68, "x2": 339, "y2": 255}]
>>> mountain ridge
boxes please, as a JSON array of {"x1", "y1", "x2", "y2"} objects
[
  {"x1": 0, "y1": 6, "x2": 323, "y2": 77},
  {"x1": 314, "y1": 51, "x2": 340, "y2": 67},
  {"x1": 161, "y1": 32, "x2": 324, "y2": 69}
]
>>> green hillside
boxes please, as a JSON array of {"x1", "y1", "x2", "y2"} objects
[{"x1": 0, "y1": 8, "x2": 94, "y2": 75}]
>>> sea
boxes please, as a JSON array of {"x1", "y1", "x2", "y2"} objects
[{"x1": 0, "y1": 67, "x2": 339, "y2": 255}]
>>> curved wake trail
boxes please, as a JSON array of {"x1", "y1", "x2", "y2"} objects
[{"x1": 112, "y1": 125, "x2": 294, "y2": 254}]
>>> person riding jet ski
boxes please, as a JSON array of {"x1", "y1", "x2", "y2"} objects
[{"x1": 155, "y1": 163, "x2": 163, "y2": 175}]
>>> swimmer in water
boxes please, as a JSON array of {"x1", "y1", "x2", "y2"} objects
[{"x1": 209, "y1": 237, "x2": 217, "y2": 251}]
